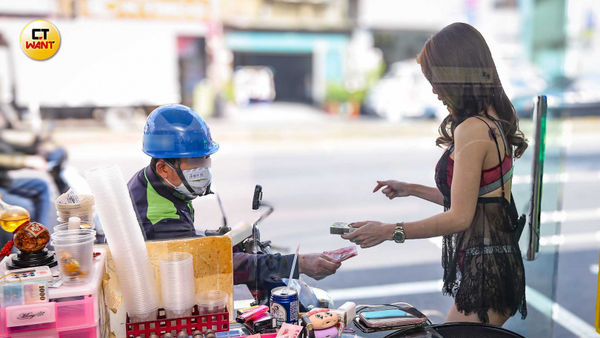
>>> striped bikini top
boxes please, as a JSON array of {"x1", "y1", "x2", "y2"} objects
[{"x1": 439, "y1": 117, "x2": 513, "y2": 197}]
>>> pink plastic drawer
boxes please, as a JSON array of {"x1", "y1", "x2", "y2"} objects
[
  {"x1": 0, "y1": 306, "x2": 57, "y2": 337},
  {"x1": 4, "y1": 328, "x2": 59, "y2": 337},
  {"x1": 5, "y1": 302, "x2": 56, "y2": 328},
  {"x1": 0, "y1": 296, "x2": 96, "y2": 337},
  {"x1": 54, "y1": 295, "x2": 95, "y2": 331},
  {"x1": 58, "y1": 325, "x2": 97, "y2": 338}
]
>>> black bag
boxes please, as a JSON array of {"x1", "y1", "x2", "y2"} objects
[{"x1": 507, "y1": 194, "x2": 527, "y2": 243}]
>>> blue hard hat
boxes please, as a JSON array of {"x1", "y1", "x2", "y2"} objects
[{"x1": 142, "y1": 104, "x2": 219, "y2": 158}]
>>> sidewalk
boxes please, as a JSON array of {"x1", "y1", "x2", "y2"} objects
[{"x1": 52, "y1": 102, "x2": 600, "y2": 146}]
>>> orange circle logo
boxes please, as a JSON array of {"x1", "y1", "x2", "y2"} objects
[{"x1": 20, "y1": 20, "x2": 61, "y2": 61}]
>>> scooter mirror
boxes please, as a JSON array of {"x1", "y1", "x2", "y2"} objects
[{"x1": 252, "y1": 185, "x2": 263, "y2": 210}]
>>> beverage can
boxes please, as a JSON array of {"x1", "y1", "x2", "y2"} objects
[{"x1": 270, "y1": 286, "x2": 299, "y2": 327}]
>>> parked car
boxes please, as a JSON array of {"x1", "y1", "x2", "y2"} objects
[
  {"x1": 362, "y1": 61, "x2": 447, "y2": 121},
  {"x1": 544, "y1": 74, "x2": 600, "y2": 117},
  {"x1": 233, "y1": 66, "x2": 276, "y2": 105},
  {"x1": 363, "y1": 58, "x2": 546, "y2": 121}
]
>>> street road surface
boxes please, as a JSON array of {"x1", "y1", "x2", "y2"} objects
[{"x1": 50, "y1": 103, "x2": 599, "y2": 337}]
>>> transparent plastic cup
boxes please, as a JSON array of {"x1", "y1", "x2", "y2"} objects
[
  {"x1": 160, "y1": 252, "x2": 195, "y2": 318},
  {"x1": 196, "y1": 290, "x2": 228, "y2": 315},
  {"x1": 53, "y1": 222, "x2": 96, "y2": 234},
  {"x1": 56, "y1": 211, "x2": 95, "y2": 229},
  {"x1": 51, "y1": 231, "x2": 95, "y2": 285},
  {"x1": 51, "y1": 227, "x2": 96, "y2": 241},
  {"x1": 129, "y1": 310, "x2": 157, "y2": 323}
]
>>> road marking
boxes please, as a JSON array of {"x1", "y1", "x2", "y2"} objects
[
  {"x1": 539, "y1": 231, "x2": 600, "y2": 247},
  {"x1": 541, "y1": 208, "x2": 600, "y2": 224},
  {"x1": 328, "y1": 279, "x2": 443, "y2": 301},
  {"x1": 513, "y1": 171, "x2": 600, "y2": 185},
  {"x1": 326, "y1": 279, "x2": 595, "y2": 337},
  {"x1": 429, "y1": 236, "x2": 443, "y2": 249},
  {"x1": 426, "y1": 212, "x2": 600, "y2": 248},
  {"x1": 526, "y1": 286, "x2": 598, "y2": 338},
  {"x1": 430, "y1": 230, "x2": 600, "y2": 248}
]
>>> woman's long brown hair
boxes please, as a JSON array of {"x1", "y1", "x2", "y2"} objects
[{"x1": 417, "y1": 22, "x2": 528, "y2": 158}]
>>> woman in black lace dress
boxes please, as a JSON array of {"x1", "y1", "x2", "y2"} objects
[{"x1": 341, "y1": 22, "x2": 528, "y2": 327}]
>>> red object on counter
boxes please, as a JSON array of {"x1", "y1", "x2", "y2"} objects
[
  {"x1": 126, "y1": 306, "x2": 229, "y2": 337},
  {"x1": 0, "y1": 240, "x2": 14, "y2": 260}
]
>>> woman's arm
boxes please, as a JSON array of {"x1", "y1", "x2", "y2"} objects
[
  {"x1": 373, "y1": 180, "x2": 444, "y2": 206},
  {"x1": 343, "y1": 118, "x2": 489, "y2": 247},
  {"x1": 408, "y1": 183, "x2": 444, "y2": 206}
]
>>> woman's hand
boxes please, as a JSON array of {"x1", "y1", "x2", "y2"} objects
[
  {"x1": 373, "y1": 180, "x2": 411, "y2": 199},
  {"x1": 341, "y1": 221, "x2": 395, "y2": 248}
]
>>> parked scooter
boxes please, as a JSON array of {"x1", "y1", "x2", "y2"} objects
[{"x1": 204, "y1": 185, "x2": 333, "y2": 310}]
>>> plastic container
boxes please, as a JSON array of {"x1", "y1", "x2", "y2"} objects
[
  {"x1": 52, "y1": 224, "x2": 97, "y2": 236},
  {"x1": 0, "y1": 295, "x2": 97, "y2": 336},
  {"x1": 56, "y1": 212, "x2": 95, "y2": 229},
  {"x1": 159, "y1": 252, "x2": 195, "y2": 318},
  {"x1": 85, "y1": 165, "x2": 159, "y2": 319},
  {"x1": 51, "y1": 230, "x2": 95, "y2": 285},
  {"x1": 196, "y1": 290, "x2": 228, "y2": 315},
  {"x1": 55, "y1": 193, "x2": 94, "y2": 217}
]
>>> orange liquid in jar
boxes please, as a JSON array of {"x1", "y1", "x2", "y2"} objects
[{"x1": 0, "y1": 212, "x2": 30, "y2": 233}]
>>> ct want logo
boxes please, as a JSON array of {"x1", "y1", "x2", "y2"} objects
[{"x1": 20, "y1": 20, "x2": 61, "y2": 61}]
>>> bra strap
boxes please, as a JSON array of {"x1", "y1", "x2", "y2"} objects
[{"x1": 472, "y1": 116, "x2": 507, "y2": 200}]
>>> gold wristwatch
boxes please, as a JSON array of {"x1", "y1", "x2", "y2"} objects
[{"x1": 393, "y1": 222, "x2": 406, "y2": 243}]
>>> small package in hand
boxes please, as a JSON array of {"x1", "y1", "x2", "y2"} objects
[{"x1": 329, "y1": 222, "x2": 355, "y2": 235}]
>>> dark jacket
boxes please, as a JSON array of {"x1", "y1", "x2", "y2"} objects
[
  {"x1": 127, "y1": 166, "x2": 298, "y2": 289},
  {"x1": 0, "y1": 139, "x2": 27, "y2": 188}
]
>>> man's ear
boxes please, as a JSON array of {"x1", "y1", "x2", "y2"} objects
[{"x1": 155, "y1": 160, "x2": 169, "y2": 179}]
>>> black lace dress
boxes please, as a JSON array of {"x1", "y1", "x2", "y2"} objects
[{"x1": 434, "y1": 119, "x2": 527, "y2": 323}]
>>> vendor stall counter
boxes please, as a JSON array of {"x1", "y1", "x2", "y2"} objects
[{"x1": 0, "y1": 248, "x2": 106, "y2": 337}]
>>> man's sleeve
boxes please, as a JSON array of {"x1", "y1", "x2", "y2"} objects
[
  {"x1": 0, "y1": 153, "x2": 26, "y2": 170},
  {"x1": 148, "y1": 217, "x2": 197, "y2": 240},
  {"x1": 233, "y1": 252, "x2": 299, "y2": 290}
]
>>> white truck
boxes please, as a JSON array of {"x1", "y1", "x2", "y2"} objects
[{"x1": 0, "y1": 17, "x2": 208, "y2": 122}]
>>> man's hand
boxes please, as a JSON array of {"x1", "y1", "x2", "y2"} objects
[
  {"x1": 298, "y1": 253, "x2": 341, "y2": 280},
  {"x1": 373, "y1": 180, "x2": 411, "y2": 199}
]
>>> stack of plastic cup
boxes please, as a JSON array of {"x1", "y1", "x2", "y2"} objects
[
  {"x1": 51, "y1": 229, "x2": 96, "y2": 285},
  {"x1": 85, "y1": 165, "x2": 159, "y2": 322},
  {"x1": 159, "y1": 252, "x2": 195, "y2": 318},
  {"x1": 196, "y1": 290, "x2": 229, "y2": 315}
]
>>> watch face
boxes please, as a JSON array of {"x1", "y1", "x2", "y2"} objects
[{"x1": 394, "y1": 228, "x2": 405, "y2": 243}]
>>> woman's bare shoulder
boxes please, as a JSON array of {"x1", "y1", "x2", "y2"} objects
[{"x1": 454, "y1": 116, "x2": 492, "y2": 143}]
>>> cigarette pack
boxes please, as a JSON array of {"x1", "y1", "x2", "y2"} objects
[{"x1": 329, "y1": 222, "x2": 355, "y2": 235}]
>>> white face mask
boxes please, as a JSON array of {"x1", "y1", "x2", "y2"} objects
[{"x1": 165, "y1": 164, "x2": 212, "y2": 199}]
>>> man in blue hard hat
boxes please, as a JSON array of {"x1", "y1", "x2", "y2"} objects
[{"x1": 127, "y1": 104, "x2": 341, "y2": 289}]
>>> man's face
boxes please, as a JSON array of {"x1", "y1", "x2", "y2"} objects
[{"x1": 157, "y1": 156, "x2": 211, "y2": 186}]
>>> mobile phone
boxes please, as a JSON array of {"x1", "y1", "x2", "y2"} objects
[
  {"x1": 361, "y1": 309, "x2": 412, "y2": 319},
  {"x1": 330, "y1": 222, "x2": 356, "y2": 235}
]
